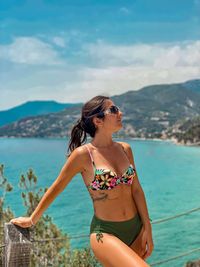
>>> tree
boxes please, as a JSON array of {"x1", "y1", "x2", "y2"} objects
[{"x1": 0, "y1": 164, "x2": 100, "y2": 267}]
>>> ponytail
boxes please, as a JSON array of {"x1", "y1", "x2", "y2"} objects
[
  {"x1": 67, "y1": 118, "x2": 87, "y2": 157},
  {"x1": 66, "y1": 95, "x2": 110, "y2": 157}
]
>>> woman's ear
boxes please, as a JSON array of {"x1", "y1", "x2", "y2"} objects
[{"x1": 93, "y1": 117, "x2": 103, "y2": 129}]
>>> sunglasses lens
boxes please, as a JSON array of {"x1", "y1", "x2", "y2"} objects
[{"x1": 110, "y1": 106, "x2": 119, "y2": 114}]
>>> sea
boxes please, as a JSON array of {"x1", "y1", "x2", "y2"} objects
[{"x1": 0, "y1": 137, "x2": 199, "y2": 267}]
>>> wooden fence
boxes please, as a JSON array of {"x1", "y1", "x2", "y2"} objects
[{"x1": 2, "y1": 223, "x2": 32, "y2": 267}]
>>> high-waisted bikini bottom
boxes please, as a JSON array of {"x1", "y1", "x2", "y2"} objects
[{"x1": 90, "y1": 212, "x2": 143, "y2": 246}]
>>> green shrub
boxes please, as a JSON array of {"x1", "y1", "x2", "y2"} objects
[{"x1": 0, "y1": 164, "x2": 100, "y2": 266}]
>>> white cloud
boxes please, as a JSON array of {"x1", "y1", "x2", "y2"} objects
[
  {"x1": 83, "y1": 40, "x2": 200, "y2": 68},
  {"x1": 83, "y1": 40, "x2": 140, "y2": 66},
  {"x1": 79, "y1": 65, "x2": 199, "y2": 95},
  {"x1": 0, "y1": 37, "x2": 64, "y2": 65},
  {"x1": 154, "y1": 41, "x2": 200, "y2": 67},
  {"x1": 52, "y1": 36, "x2": 66, "y2": 48},
  {"x1": 0, "y1": 38, "x2": 200, "y2": 110},
  {"x1": 77, "y1": 40, "x2": 200, "y2": 94}
]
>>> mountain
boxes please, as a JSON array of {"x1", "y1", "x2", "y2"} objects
[
  {"x1": 165, "y1": 116, "x2": 200, "y2": 145},
  {"x1": 0, "y1": 104, "x2": 83, "y2": 138},
  {"x1": 111, "y1": 79, "x2": 200, "y2": 137},
  {"x1": 0, "y1": 100, "x2": 81, "y2": 127},
  {"x1": 182, "y1": 79, "x2": 200, "y2": 94},
  {"x1": 0, "y1": 79, "x2": 199, "y2": 142}
]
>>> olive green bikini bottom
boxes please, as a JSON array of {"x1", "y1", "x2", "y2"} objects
[{"x1": 90, "y1": 212, "x2": 143, "y2": 246}]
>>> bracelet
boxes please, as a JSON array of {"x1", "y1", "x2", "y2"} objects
[{"x1": 30, "y1": 217, "x2": 35, "y2": 226}]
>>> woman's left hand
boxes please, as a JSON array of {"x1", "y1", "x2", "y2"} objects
[
  {"x1": 140, "y1": 226, "x2": 154, "y2": 260},
  {"x1": 9, "y1": 217, "x2": 34, "y2": 228}
]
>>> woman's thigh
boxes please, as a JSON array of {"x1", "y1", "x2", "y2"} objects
[
  {"x1": 129, "y1": 226, "x2": 146, "y2": 257},
  {"x1": 90, "y1": 232, "x2": 150, "y2": 267}
]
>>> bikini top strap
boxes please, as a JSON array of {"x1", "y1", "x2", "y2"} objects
[
  {"x1": 85, "y1": 144, "x2": 96, "y2": 170},
  {"x1": 119, "y1": 143, "x2": 131, "y2": 164}
]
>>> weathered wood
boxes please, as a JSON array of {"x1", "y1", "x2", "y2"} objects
[
  {"x1": 185, "y1": 259, "x2": 200, "y2": 267},
  {"x1": 3, "y1": 223, "x2": 32, "y2": 267}
]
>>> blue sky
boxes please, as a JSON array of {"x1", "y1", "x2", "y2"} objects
[{"x1": 0, "y1": 0, "x2": 200, "y2": 110}]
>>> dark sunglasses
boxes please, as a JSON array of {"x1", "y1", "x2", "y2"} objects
[
  {"x1": 89, "y1": 105, "x2": 121, "y2": 119},
  {"x1": 103, "y1": 105, "x2": 120, "y2": 115}
]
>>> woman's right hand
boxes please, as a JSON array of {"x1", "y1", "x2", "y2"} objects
[{"x1": 9, "y1": 217, "x2": 34, "y2": 228}]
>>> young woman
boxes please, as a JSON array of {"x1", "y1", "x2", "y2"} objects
[{"x1": 10, "y1": 95, "x2": 154, "y2": 267}]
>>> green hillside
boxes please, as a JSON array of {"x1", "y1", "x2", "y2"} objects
[
  {"x1": 0, "y1": 79, "x2": 199, "y2": 145},
  {"x1": 0, "y1": 100, "x2": 81, "y2": 127}
]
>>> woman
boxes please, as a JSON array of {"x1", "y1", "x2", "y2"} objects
[{"x1": 10, "y1": 95, "x2": 154, "y2": 267}]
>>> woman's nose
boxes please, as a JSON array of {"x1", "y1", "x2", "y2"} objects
[{"x1": 118, "y1": 110, "x2": 123, "y2": 117}]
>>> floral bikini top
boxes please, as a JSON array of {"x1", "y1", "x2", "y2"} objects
[{"x1": 85, "y1": 144, "x2": 136, "y2": 191}]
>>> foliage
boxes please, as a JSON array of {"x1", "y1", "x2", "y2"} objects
[
  {"x1": 0, "y1": 164, "x2": 14, "y2": 266},
  {"x1": 0, "y1": 163, "x2": 14, "y2": 221},
  {"x1": 0, "y1": 164, "x2": 100, "y2": 266}
]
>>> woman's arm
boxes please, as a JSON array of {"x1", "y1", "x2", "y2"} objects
[
  {"x1": 118, "y1": 142, "x2": 154, "y2": 260},
  {"x1": 10, "y1": 147, "x2": 85, "y2": 227},
  {"x1": 121, "y1": 142, "x2": 151, "y2": 229}
]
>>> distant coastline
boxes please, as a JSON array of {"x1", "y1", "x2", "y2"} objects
[
  {"x1": 124, "y1": 136, "x2": 200, "y2": 147},
  {"x1": 0, "y1": 135, "x2": 199, "y2": 147},
  {"x1": 0, "y1": 79, "x2": 200, "y2": 146}
]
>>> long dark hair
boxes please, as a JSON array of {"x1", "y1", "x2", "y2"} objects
[{"x1": 67, "y1": 95, "x2": 110, "y2": 157}]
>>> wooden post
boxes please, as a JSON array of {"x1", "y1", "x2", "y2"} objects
[
  {"x1": 3, "y1": 223, "x2": 32, "y2": 267},
  {"x1": 186, "y1": 260, "x2": 200, "y2": 267}
]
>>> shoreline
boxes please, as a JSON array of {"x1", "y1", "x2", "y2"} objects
[
  {"x1": 119, "y1": 136, "x2": 200, "y2": 147},
  {"x1": 0, "y1": 135, "x2": 199, "y2": 147}
]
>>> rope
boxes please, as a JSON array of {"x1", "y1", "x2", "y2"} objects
[
  {"x1": 1, "y1": 243, "x2": 200, "y2": 266},
  {"x1": 0, "y1": 237, "x2": 86, "y2": 248},
  {"x1": 152, "y1": 206, "x2": 200, "y2": 224},
  {"x1": 30, "y1": 237, "x2": 69, "y2": 242},
  {"x1": 150, "y1": 247, "x2": 200, "y2": 266},
  {"x1": 0, "y1": 206, "x2": 200, "y2": 266},
  {"x1": 29, "y1": 205, "x2": 200, "y2": 242},
  {"x1": 30, "y1": 233, "x2": 89, "y2": 242}
]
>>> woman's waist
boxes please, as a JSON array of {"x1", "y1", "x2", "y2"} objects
[{"x1": 93, "y1": 203, "x2": 138, "y2": 222}]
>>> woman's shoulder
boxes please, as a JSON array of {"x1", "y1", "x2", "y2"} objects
[
  {"x1": 74, "y1": 144, "x2": 90, "y2": 156},
  {"x1": 116, "y1": 141, "x2": 134, "y2": 157},
  {"x1": 116, "y1": 141, "x2": 131, "y2": 150},
  {"x1": 67, "y1": 144, "x2": 90, "y2": 160}
]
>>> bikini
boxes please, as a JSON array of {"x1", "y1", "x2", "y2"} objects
[
  {"x1": 85, "y1": 143, "x2": 143, "y2": 246},
  {"x1": 86, "y1": 144, "x2": 136, "y2": 191}
]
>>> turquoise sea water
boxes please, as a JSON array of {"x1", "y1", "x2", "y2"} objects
[{"x1": 0, "y1": 137, "x2": 199, "y2": 267}]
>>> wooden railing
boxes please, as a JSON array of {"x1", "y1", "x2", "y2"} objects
[{"x1": 2, "y1": 223, "x2": 32, "y2": 266}]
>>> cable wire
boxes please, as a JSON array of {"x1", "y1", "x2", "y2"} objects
[{"x1": 150, "y1": 247, "x2": 200, "y2": 266}]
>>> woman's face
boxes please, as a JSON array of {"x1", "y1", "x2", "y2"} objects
[{"x1": 95, "y1": 99, "x2": 123, "y2": 133}]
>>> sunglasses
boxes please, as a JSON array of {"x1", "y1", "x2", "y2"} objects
[
  {"x1": 103, "y1": 105, "x2": 121, "y2": 115},
  {"x1": 88, "y1": 105, "x2": 121, "y2": 119}
]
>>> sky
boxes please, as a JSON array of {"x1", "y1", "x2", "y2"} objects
[{"x1": 0, "y1": 0, "x2": 200, "y2": 110}]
